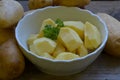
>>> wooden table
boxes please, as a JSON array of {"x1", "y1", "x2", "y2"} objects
[{"x1": 17, "y1": 1, "x2": 120, "y2": 80}]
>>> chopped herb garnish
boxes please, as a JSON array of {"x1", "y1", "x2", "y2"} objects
[
  {"x1": 55, "y1": 18, "x2": 64, "y2": 27},
  {"x1": 43, "y1": 25, "x2": 60, "y2": 40},
  {"x1": 43, "y1": 19, "x2": 64, "y2": 40}
]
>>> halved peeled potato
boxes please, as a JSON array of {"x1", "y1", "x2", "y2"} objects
[
  {"x1": 30, "y1": 37, "x2": 56, "y2": 56},
  {"x1": 84, "y1": 22, "x2": 101, "y2": 51},
  {"x1": 38, "y1": 18, "x2": 56, "y2": 37},
  {"x1": 27, "y1": 34, "x2": 39, "y2": 46},
  {"x1": 77, "y1": 44, "x2": 88, "y2": 57},
  {"x1": 58, "y1": 27, "x2": 83, "y2": 52},
  {"x1": 53, "y1": 40, "x2": 66, "y2": 57},
  {"x1": 55, "y1": 52, "x2": 79, "y2": 60},
  {"x1": 40, "y1": 52, "x2": 54, "y2": 59},
  {"x1": 64, "y1": 21, "x2": 84, "y2": 40}
]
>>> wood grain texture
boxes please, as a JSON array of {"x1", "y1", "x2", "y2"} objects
[{"x1": 17, "y1": 1, "x2": 120, "y2": 80}]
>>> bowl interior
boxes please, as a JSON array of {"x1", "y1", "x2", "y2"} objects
[{"x1": 16, "y1": 6, "x2": 108, "y2": 61}]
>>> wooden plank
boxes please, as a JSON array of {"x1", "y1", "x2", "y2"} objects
[
  {"x1": 86, "y1": 1, "x2": 120, "y2": 21},
  {"x1": 17, "y1": 1, "x2": 120, "y2": 80}
]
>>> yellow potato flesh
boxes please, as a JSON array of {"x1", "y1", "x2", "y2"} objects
[
  {"x1": 58, "y1": 27, "x2": 83, "y2": 52},
  {"x1": 64, "y1": 21, "x2": 84, "y2": 40},
  {"x1": 84, "y1": 22, "x2": 101, "y2": 50},
  {"x1": 55, "y1": 52, "x2": 79, "y2": 60},
  {"x1": 30, "y1": 37, "x2": 56, "y2": 56}
]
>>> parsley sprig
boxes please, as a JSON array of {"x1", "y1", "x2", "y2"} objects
[
  {"x1": 55, "y1": 18, "x2": 64, "y2": 27},
  {"x1": 43, "y1": 25, "x2": 60, "y2": 40},
  {"x1": 43, "y1": 19, "x2": 64, "y2": 40}
]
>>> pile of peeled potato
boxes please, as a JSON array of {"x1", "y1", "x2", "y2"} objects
[
  {"x1": 0, "y1": 0, "x2": 25, "y2": 80},
  {"x1": 27, "y1": 18, "x2": 101, "y2": 60}
]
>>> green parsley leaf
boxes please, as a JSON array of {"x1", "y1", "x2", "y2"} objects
[
  {"x1": 43, "y1": 25, "x2": 60, "y2": 40},
  {"x1": 55, "y1": 18, "x2": 64, "y2": 27}
]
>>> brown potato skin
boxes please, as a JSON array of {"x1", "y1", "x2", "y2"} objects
[
  {"x1": 0, "y1": 0, "x2": 24, "y2": 28},
  {"x1": 53, "y1": 0, "x2": 90, "y2": 7},
  {"x1": 28, "y1": 0, "x2": 90, "y2": 10},
  {"x1": 0, "y1": 39, "x2": 25, "y2": 80},
  {"x1": 28, "y1": 0, "x2": 53, "y2": 10},
  {"x1": 0, "y1": 28, "x2": 14, "y2": 45},
  {"x1": 97, "y1": 13, "x2": 120, "y2": 57}
]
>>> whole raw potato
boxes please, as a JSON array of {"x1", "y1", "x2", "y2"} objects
[
  {"x1": 0, "y1": 28, "x2": 14, "y2": 45},
  {"x1": 28, "y1": 0, "x2": 90, "y2": 10},
  {"x1": 53, "y1": 0, "x2": 90, "y2": 7},
  {"x1": 0, "y1": 39, "x2": 25, "y2": 80},
  {"x1": 29, "y1": 0, "x2": 53, "y2": 10},
  {"x1": 97, "y1": 13, "x2": 120, "y2": 57},
  {"x1": 0, "y1": 0, "x2": 24, "y2": 28}
]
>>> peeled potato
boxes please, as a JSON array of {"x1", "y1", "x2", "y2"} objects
[
  {"x1": 97, "y1": 13, "x2": 120, "y2": 57},
  {"x1": 77, "y1": 44, "x2": 88, "y2": 57},
  {"x1": 64, "y1": 21, "x2": 84, "y2": 40},
  {"x1": 58, "y1": 27, "x2": 83, "y2": 52},
  {"x1": 30, "y1": 37, "x2": 56, "y2": 56},
  {"x1": 0, "y1": 0, "x2": 24, "y2": 28},
  {"x1": 40, "y1": 52, "x2": 54, "y2": 59},
  {"x1": 0, "y1": 39, "x2": 25, "y2": 80},
  {"x1": 55, "y1": 52, "x2": 79, "y2": 60},
  {"x1": 84, "y1": 22, "x2": 101, "y2": 51},
  {"x1": 53, "y1": 40, "x2": 66, "y2": 57},
  {"x1": 27, "y1": 34, "x2": 39, "y2": 46},
  {"x1": 38, "y1": 18, "x2": 56, "y2": 38}
]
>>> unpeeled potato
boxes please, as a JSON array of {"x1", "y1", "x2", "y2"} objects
[
  {"x1": 97, "y1": 13, "x2": 120, "y2": 57},
  {"x1": 28, "y1": 0, "x2": 53, "y2": 10},
  {"x1": 53, "y1": 0, "x2": 90, "y2": 8},
  {"x1": 0, "y1": 28, "x2": 14, "y2": 45},
  {"x1": 0, "y1": 0, "x2": 24, "y2": 28},
  {"x1": 28, "y1": 0, "x2": 90, "y2": 10},
  {"x1": 0, "y1": 39, "x2": 25, "y2": 80}
]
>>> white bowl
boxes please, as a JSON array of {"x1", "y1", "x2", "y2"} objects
[{"x1": 15, "y1": 6, "x2": 108, "y2": 76}]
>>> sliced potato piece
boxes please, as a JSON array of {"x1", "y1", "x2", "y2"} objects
[
  {"x1": 58, "y1": 27, "x2": 83, "y2": 52},
  {"x1": 40, "y1": 18, "x2": 56, "y2": 31},
  {"x1": 55, "y1": 52, "x2": 79, "y2": 60},
  {"x1": 84, "y1": 22, "x2": 101, "y2": 50},
  {"x1": 38, "y1": 18, "x2": 56, "y2": 37},
  {"x1": 30, "y1": 37, "x2": 56, "y2": 56},
  {"x1": 29, "y1": 44, "x2": 37, "y2": 54},
  {"x1": 27, "y1": 34, "x2": 39, "y2": 46},
  {"x1": 77, "y1": 44, "x2": 88, "y2": 57},
  {"x1": 40, "y1": 52, "x2": 54, "y2": 59},
  {"x1": 64, "y1": 21, "x2": 84, "y2": 40},
  {"x1": 53, "y1": 40, "x2": 66, "y2": 57}
]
